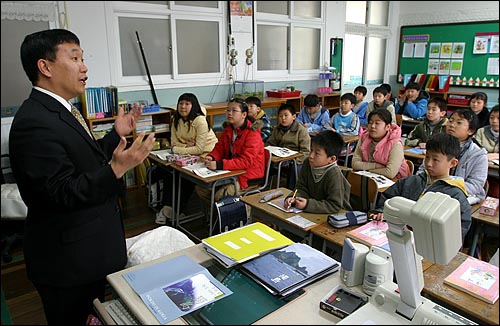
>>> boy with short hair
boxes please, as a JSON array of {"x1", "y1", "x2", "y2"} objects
[
  {"x1": 296, "y1": 94, "x2": 330, "y2": 132},
  {"x1": 371, "y1": 133, "x2": 471, "y2": 243},
  {"x1": 268, "y1": 103, "x2": 310, "y2": 189},
  {"x1": 353, "y1": 85, "x2": 369, "y2": 127},
  {"x1": 324, "y1": 92, "x2": 360, "y2": 136},
  {"x1": 405, "y1": 97, "x2": 448, "y2": 147},
  {"x1": 395, "y1": 81, "x2": 430, "y2": 120},
  {"x1": 283, "y1": 130, "x2": 352, "y2": 214},
  {"x1": 245, "y1": 96, "x2": 272, "y2": 143},
  {"x1": 365, "y1": 86, "x2": 397, "y2": 124}
]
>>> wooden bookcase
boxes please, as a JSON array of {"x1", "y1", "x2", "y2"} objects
[{"x1": 84, "y1": 108, "x2": 174, "y2": 188}]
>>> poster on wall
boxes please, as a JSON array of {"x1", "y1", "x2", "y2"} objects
[
  {"x1": 429, "y1": 43, "x2": 441, "y2": 58},
  {"x1": 440, "y1": 43, "x2": 452, "y2": 58},
  {"x1": 450, "y1": 60, "x2": 463, "y2": 76},
  {"x1": 490, "y1": 35, "x2": 499, "y2": 54},
  {"x1": 439, "y1": 60, "x2": 451, "y2": 75},
  {"x1": 427, "y1": 59, "x2": 439, "y2": 74},
  {"x1": 230, "y1": 1, "x2": 252, "y2": 16},
  {"x1": 473, "y1": 36, "x2": 489, "y2": 54},
  {"x1": 451, "y1": 43, "x2": 465, "y2": 58}
]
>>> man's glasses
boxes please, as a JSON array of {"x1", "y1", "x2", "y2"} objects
[{"x1": 225, "y1": 109, "x2": 242, "y2": 114}]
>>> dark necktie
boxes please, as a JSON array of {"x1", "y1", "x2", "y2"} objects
[{"x1": 71, "y1": 105, "x2": 93, "y2": 138}]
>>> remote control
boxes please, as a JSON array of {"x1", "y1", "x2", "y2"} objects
[{"x1": 259, "y1": 190, "x2": 284, "y2": 202}]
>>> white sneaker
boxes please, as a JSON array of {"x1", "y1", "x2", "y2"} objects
[{"x1": 155, "y1": 206, "x2": 172, "y2": 225}]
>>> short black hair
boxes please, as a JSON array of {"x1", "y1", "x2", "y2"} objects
[
  {"x1": 278, "y1": 103, "x2": 296, "y2": 115},
  {"x1": 428, "y1": 97, "x2": 447, "y2": 112},
  {"x1": 304, "y1": 94, "x2": 321, "y2": 107},
  {"x1": 490, "y1": 104, "x2": 499, "y2": 117},
  {"x1": 469, "y1": 92, "x2": 488, "y2": 106},
  {"x1": 426, "y1": 133, "x2": 460, "y2": 160},
  {"x1": 245, "y1": 96, "x2": 261, "y2": 107},
  {"x1": 228, "y1": 98, "x2": 248, "y2": 113},
  {"x1": 311, "y1": 130, "x2": 344, "y2": 158},
  {"x1": 368, "y1": 108, "x2": 392, "y2": 125},
  {"x1": 405, "y1": 82, "x2": 421, "y2": 91},
  {"x1": 373, "y1": 86, "x2": 388, "y2": 97},
  {"x1": 380, "y1": 83, "x2": 392, "y2": 93},
  {"x1": 21, "y1": 29, "x2": 80, "y2": 84},
  {"x1": 354, "y1": 86, "x2": 367, "y2": 96},
  {"x1": 450, "y1": 109, "x2": 479, "y2": 135},
  {"x1": 341, "y1": 93, "x2": 357, "y2": 105}
]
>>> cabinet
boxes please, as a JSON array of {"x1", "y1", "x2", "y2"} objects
[{"x1": 85, "y1": 108, "x2": 174, "y2": 188}]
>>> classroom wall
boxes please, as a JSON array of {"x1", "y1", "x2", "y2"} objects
[{"x1": 3, "y1": 1, "x2": 498, "y2": 107}]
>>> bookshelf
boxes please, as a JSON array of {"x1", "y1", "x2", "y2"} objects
[{"x1": 85, "y1": 108, "x2": 174, "y2": 188}]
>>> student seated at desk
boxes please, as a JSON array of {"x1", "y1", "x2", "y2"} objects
[
  {"x1": 365, "y1": 86, "x2": 396, "y2": 125},
  {"x1": 267, "y1": 103, "x2": 310, "y2": 189},
  {"x1": 468, "y1": 91, "x2": 490, "y2": 129},
  {"x1": 296, "y1": 94, "x2": 330, "y2": 133},
  {"x1": 416, "y1": 109, "x2": 488, "y2": 201},
  {"x1": 474, "y1": 105, "x2": 499, "y2": 198},
  {"x1": 353, "y1": 85, "x2": 368, "y2": 128},
  {"x1": 395, "y1": 81, "x2": 430, "y2": 120},
  {"x1": 324, "y1": 92, "x2": 360, "y2": 136},
  {"x1": 352, "y1": 109, "x2": 410, "y2": 180},
  {"x1": 370, "y1": 133, "x2": 471, "y2": 243},
  {"x1": 405, "y1": 97, "x2": 448, "y2": 148},
  {"x1": 195, "y1": 98, "x2": 265, "y2": 202},
  {"x1": 283, "y1": 130, "x2": 352, "y2": 214},
  {"x1": 380, "y1": 83, "x2": 396, "y2": 105},
  {"x1": 245, "y1": 96, "x2": 272, "y2": 143},
  {"x1": 156, "y1": 93, "x2": 218, "y2": 224}
]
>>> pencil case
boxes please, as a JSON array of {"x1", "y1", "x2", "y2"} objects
[{"x1": 328, "y1": 211, "x2": 367, "y2": 229}]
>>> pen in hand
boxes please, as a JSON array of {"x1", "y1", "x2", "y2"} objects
[{"x1": 285, "y1": 189, "x2": 298, "y2": 210}]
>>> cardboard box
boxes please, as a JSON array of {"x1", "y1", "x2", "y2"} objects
[{"x1": 479, "y1": 197, "x2": 499, "y2": 216}]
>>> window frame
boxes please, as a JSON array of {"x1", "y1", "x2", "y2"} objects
[
  {"x1": 105, "y1": 1, "x2": 225, "y2": 91},
  {"x1": 255, "y1": 1, "x2": 326, "y2": 81}
]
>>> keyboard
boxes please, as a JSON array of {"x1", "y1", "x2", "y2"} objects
[{"x1": 103, "y1": 298, "x2": 140, "y2": 325}]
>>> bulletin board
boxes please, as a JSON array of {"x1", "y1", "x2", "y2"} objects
[{"x1": 397, "y1": 21, "x2": 499, "y2": 87}]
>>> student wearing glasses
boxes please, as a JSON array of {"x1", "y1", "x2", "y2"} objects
[{"x1": 195, "y1": 98, "x2": 265, "y2": 202}]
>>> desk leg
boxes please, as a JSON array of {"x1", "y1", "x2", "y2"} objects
[
  {"x1": 276, "y1": 161, "x2": 283, "y2": 189},
  {"x1": 469, "y1": 222, "x2": 482, "y2": 258}
]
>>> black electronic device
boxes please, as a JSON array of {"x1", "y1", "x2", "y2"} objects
[{"x1": 320, "y1": 285, "x2": 368, "y2": 319}]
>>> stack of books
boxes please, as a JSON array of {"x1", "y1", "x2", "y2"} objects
[
  {"x1": 240, "y1": 242, "x2": 340, "y2": 297},
  {"x1": 202, "y1": 222, "x2": 294, "y2": 268},
  {"x1": 346, "y1": 220, "x2": 389, "y2": 251}
]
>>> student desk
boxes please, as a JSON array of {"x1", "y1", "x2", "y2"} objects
[
  {"x1": 310, "y1": 221, "x2": 435, "y2": 270},
  {"x1": 469, "y1": 201, "x2": 499, "y2": 259},
  {"x1": 422, "y1": 251, "x2": 499, "y2": 325},
  {"x1": 270, "y1": 152, "x2": 304, "y2": 188},
  {"x1": 171, "y1": 164, "x2": 246, "y2": 239},
  {"x1": 98, "y1": 243, "x2": 347, "y2": 325},
  {"x1": 240, "y1": 187, "x2": 329, "y2": 243},
  {"x1": 403, "y1": 145, "x2": 425, "y2": 160}
]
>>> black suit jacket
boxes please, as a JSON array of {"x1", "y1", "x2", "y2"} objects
[{"x1": 9, "y1": 89, "x2": 127, "y2": 287}]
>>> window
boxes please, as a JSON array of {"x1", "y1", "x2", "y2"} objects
[
  {"x1": 1, "y1": 2, "x2": 58, "y2": 108},
  {"x1": 343, "y1": 1, "x2": 390, "y2": 87},
  {"x1": 255, "y1": 1, "x2": 324, "y2": 79},
  {"x1": 105, "y1": 1, "x2": 223, "y2": 90}
]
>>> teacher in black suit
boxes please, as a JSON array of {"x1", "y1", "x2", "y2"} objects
[{"x1": 9, "y1": 29, "x2": 155, "y2": 324}]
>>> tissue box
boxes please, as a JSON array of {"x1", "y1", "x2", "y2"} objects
[{"x1": 479, "y1": 197, "x2": 499, "y2": 216}]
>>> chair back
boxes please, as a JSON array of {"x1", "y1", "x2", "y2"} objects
[
  {"x1": 406, "y1": 159, "x2": 415, "y2": 175},
  {"x1": 244, "y1": 147, "x2": 272, "y2": 196},
  {"x1": 396, "y1": 114, "x2": 403, "y2": 126},
  {"x1": 346, "y1": 170, "x2": 379, "y2": 212}
]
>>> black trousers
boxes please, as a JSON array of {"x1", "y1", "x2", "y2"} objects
[{"x1": 34, "y1": 279, "x2": 105, "y2": 325}]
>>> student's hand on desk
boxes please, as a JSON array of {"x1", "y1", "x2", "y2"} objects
[
  {"x1": 284, "y1": 197, "x2": 306, "y2": 210},
  {"x1": 205, "y1": 160, "x2": 217, "y2": 170},
  {"x1": 369, "y1": 212, "x2": 384, "y2": 222},
  {"x1": 111, "y1": 132, "x2": 155, "y2": 178}
]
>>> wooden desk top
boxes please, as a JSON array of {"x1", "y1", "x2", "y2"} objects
[
  {"x1": 270, "y1": 151, "x2": 304, "y2": 163},
  {"x1": 489, "y1": 161, "x2": 499, "y2": 170},
  {"x1": 403, "y1": 145, "x2": 426, "y2": 160},
  {"x1": 423, "y1": 252, "x2": 499, "y2": 325},
  {"x1": 172, "y1": 164, "x2": 246, "y2": 183},
  {"x1": 472, "y1": 205, "x2": 499, "y2": 227},
  {"x1": 240, "y1": 188, "x2": 329, "y2": 231},
  {"x1": 310, "y1": 221, "x2": 357, "y2": 247}
]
